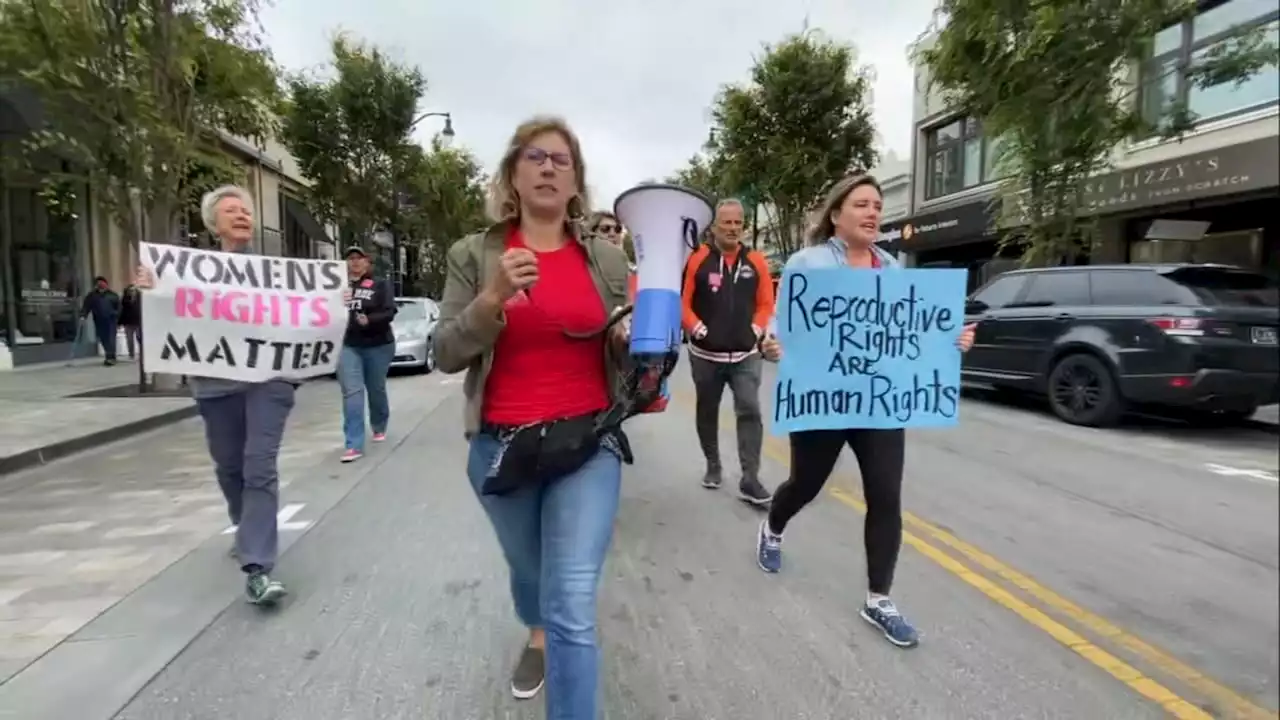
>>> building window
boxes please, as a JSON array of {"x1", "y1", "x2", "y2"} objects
[
  {"x1": 1139, "y1": 0, "x2": 1280, "y2": 127},
  {"x1": 5, "y1": 187, "x2": 80, "y2": 347},
  {"x1": 924, "y1": 116, "x2": 1004, "y2": 200}
]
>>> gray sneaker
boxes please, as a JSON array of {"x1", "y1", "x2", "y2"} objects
[
  {"x1": 245, "y1": 571, "x2": 287, "y2": 607},
  {"x1": 510, "y1": 644, "x2": 545, "y2": 700},
  {"x1": 701, "y1": 467, "x2": 723, "y2": 489}
]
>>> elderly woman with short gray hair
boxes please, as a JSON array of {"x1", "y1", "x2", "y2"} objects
[{"x1": 133, "y1": 184, "x2": 295, "y2": 607}]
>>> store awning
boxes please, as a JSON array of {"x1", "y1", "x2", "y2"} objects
[{"x1": 284, "y1": 196, "x2": 332, "y2": 245}]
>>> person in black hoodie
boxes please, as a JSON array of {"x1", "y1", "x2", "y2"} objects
[
  {"x1": 80, "y1": 276, "x2": 120, "y2": 365},
  {"x1": 119, "y1": 283, "x2": 142, "y2": 360},
  {"x1": 338, "y1": 246, "x2": 398, "y2": 462}
]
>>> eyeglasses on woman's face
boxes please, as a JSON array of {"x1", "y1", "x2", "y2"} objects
[
  {"x1": 596, "y1": 222, "x2": 619, "y2": 234},
  {"x1": 522, "y1": 146, "x2": 573, "y2": 171}
]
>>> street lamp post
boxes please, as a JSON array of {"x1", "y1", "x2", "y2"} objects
[{"x1": 392, "y1": 111, "x2": 455, "y2": 295}]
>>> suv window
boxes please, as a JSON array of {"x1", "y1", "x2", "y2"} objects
[
  {"x1": 970, "y1": 274, "x2": 1028, "y2": 309},
  {"x1": 1017, "y1": 272, "x2": 1090, "y2": 306},
  {"x1": 1090, "y1": 270, "x2": 1190, "y2": 305},
  {"x1": 1161, "y1": 268, "x2": 1279, "y2": 308}
]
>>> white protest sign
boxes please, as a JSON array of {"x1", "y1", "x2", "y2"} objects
[{"x1": 140, "y1": 243, "x2": 347, "y2": 382}]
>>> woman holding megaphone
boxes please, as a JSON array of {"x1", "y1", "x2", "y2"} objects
[
  {"x1": 432, "y1": 116, "x2": 631, "y2": 719},
  {"x1": 754, "y1": 174, "x2": 976, "y2": 650}
]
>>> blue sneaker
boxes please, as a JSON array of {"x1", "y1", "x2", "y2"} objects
[
  {"x1": 756, "y1": 519, "x2": 782, "y2": 573},
  {"x1": 860, "y1": 598, "x2": 919, "y2": 648}
]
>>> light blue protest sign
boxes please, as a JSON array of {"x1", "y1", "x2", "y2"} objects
[{"x1": 771, "y1": 267, "x2": 967, "y2": 434}]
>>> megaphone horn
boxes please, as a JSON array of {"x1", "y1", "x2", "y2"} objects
[{"x1": 613, "y1": 183, "x2": 713, "y2": 356}]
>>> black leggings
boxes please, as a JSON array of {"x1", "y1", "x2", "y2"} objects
[{"x1": 767, "y1": 428, "x2": 906, "y2": 595}]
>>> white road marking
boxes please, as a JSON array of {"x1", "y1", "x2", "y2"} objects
[
  {"x1": 440, "y1": 377, "x2": 464, "y2": 385},
  {"x1": 221, "y1": 503, "x2": 313, "y2": 535},
  {"x1": 1203, "y1": 463, "x2": 1279, "y2": 485}
]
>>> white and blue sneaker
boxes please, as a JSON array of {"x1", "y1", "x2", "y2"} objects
[
  {"x1": 860, "y1": 596, "x2": 919, "y2": 648},
  {"x1": 756, "y1": 519, "x2": 783, "y2": 573}
]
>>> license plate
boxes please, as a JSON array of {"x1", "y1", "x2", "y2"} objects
[{"x1": 1252, "y1": 326, "x2": 1277, "y2": 345}]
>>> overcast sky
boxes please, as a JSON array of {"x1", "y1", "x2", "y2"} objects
[{"x1": 261, "y1": 0, "x2": 937, "y2": 209}]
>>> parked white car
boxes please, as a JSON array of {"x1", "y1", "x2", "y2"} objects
[{"x1": 391, "y1": 297, "x2": 439, "y2": 373}]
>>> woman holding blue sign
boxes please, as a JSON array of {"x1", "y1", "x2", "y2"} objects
[{"x1": 755, "y1": 174, "x2": 976, "y2": 649}]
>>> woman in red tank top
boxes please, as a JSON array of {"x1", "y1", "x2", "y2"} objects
[{"x1": 432, "y1": 117, "x2": 632, "y2": 720}]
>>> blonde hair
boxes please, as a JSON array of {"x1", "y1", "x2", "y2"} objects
[
  {"x1": 486, "y1": 116, "x2": 591, "y2": 223},
  {"x1": 807, "y1": 174, "x2": 882, "y2": 245}
]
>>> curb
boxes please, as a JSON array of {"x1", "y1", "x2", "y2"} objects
[{"x1": 0, "y1": 404, "x2": 201, "y2": 477}]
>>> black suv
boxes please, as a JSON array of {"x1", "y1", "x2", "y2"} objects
[{"x1": 963, "y1": 264, "x2": 1279, "y2": 427}]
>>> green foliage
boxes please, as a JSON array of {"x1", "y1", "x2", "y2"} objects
[
  {"x1": 397, "y1": 138, "x2": 487, "y2": 296},
  {"x1": 666, "y1": 154, "x2": 727, "y2": 201},
  {"x1": 279, "y1": 33, "x2": 426, "y2": 245},
  {"x1": 0, "y1": 0, "x2": 280, "y2": 242},
  {"x1": 710, "y1": 31, "x2": 877, "y2": 258},
  {"x1": 918, "y1": 0, "x2": 1279, "y2": 265}
]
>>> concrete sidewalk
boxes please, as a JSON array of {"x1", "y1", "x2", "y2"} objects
[
  {"x1": 0, "y1": 360, "x2": 197, "y2": 478},
  {"x1": 1252, "y1": 404, "x2": 1279, "y2": 427}
]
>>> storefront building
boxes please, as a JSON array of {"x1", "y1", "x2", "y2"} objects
[
  {"x1": 0, "y1": 85, "x2": 96, "y2": 368},
  {"x1": 903, "y1": 0, "x2": 1279, "y2": 291},
  {"x1": 1, "y1": 88, "x2": 331, "y2": 368}
]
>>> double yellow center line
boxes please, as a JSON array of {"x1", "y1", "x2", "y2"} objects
[{"x1": 669, "y1": 389, "x2": 1272, "y2": 720}]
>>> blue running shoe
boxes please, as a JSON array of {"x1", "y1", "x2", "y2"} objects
[
  {"x1": 756, "y1": 519, "x2": 782, "y2": 573},
  {"x1": 860, "y1": 597, "x2": 919, "y2": 648}
]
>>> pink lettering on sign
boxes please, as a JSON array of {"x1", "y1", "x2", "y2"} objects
[
  {"x1": 171, "y1": 286, "x2": 334, "y2": 328},
  {"x1": 174, "y1": 287, "x2": 205, "y2": 318}
]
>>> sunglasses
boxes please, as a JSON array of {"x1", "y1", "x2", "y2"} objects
[
  {"x1": 597, "y1": 224, "x2": 620, "y2": 234},
  {"x1": 523, "y1": 147, "x2": 573, "y2": 170}
]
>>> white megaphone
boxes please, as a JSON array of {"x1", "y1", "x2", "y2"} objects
[{"x1": 614, "y1": 183, "x2": 713, "y2": 356}]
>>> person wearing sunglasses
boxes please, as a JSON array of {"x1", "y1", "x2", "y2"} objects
[
  {"x1": 432, "y1": 116, "x2": 631, "y2": 720},
  {"x1": 587, "y1": 211, "x2": 625, "y2": 250}
]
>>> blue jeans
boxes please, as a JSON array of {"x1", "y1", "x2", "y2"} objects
[
  {"x1": 466, "y1": 433, "x2": 622, "y2": 720},
  {"x1": 196, "y1": 380, "x2": 295, "y2": 572},
  {"x1": 338, "y1": 343, "x2": 394, "y2": 451}
]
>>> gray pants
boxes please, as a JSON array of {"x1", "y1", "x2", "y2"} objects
[
  {"x1": 689, "y1": 353, "x2": 763, "y2": 480},
  {"x1": 196, "y1": 381, "x2": 296, "y2": 572}
]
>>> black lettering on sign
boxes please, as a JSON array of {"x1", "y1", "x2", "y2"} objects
[
  {"x1": 160, "y1": 333, "x2": 200, "y2": 362},
  {"x1": 776, "y1": 269, "x2": 963, "y2": 427},
  {"x1": 145, "y1": 245, "x2": 345, "y2": 293}
]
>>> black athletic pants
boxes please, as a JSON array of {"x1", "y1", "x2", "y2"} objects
[{"x1": 767, "y1": 428, "x2": 906, "y2": 595}]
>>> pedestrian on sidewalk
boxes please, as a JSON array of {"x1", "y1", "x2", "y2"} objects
[
  {"x1": 752, "y1": 174, "x2": 977, "y2": 649},
  {"x1": 680, "y1": 197, "x2": 775, "y2": 506},
  {"x1": 337, "y1": 246, "x2": 397, "y2": 463},
  {"x1": 133, "y1": 184, "x2": 295, "y2": 608},
  {"x1": 80, "y1": 276, "x2": 120, "y2": 366},
  {"x1": 119, "y1": 282, "x2": 142, "y2": 361},
  {"x1": 433, "y1": 116, "x2": 631, "y2": 720}
]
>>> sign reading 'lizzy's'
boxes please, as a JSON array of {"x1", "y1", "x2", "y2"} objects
[
  {"x1": 140, "y1": 243, "x2": 347, "y2": 382},
  {"x1": 771, "y1": 268, "x2": 967, "y2": 433}
]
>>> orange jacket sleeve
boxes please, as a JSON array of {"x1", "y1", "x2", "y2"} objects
[
  {"x1": 681, "y1": 244, "x2": 710, "y2": 333},
  {"x1": 749, "y1": 250, "x2": 775, "y2": 332}
]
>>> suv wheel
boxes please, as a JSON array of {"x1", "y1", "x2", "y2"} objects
[{"x1": 1047, "y1": 353, "x2": 1123, "y2": 427}]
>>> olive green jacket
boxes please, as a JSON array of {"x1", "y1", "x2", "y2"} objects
[{"x1": 431, "y1": 221, "x2": 632, "y2": 436}]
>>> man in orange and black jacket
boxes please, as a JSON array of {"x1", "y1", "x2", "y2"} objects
[{"x1": 681, "y1": 198, "x2": 774, "y2": 506}]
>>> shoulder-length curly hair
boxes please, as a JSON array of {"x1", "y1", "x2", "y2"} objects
[
  {"x1": 807, "y1": 174, "x2": 882, "y2": 245},
  {"x1": 486, "y1": 116, "x2": 591, "y2": 224}
]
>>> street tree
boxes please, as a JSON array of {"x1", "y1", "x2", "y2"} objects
[
  {"x1": 397, "y1": 139, "x2": 487, "y2": 296},
  {"x1": 665, "y1": 154, "x2": 726, "y2": 201},
  {"x1": 279, "y1": 33, "x2": 426, "y2": 247},
  {"x1": 0, "y1": 0, "x2": 280, "y2": 243},
  {"x1": 918, "y1": 0, "x2": 1279, "y2": 265},
  {"x1": 711, "y1": 31, "x2": 876, "y2": 259}
]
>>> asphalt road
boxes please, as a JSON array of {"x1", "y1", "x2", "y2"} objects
[{"x1": 103, "y1": 363, "x2": 1277, "y2": 720}]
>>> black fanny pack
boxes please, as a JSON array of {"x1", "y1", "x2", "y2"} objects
[{"x1": 481, "y1": 413, "x2": 604, "y2": 497}]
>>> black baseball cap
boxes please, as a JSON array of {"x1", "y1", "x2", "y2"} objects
[{"x1": 343, "y1": 245, "x2": 368, "y2": 258}]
